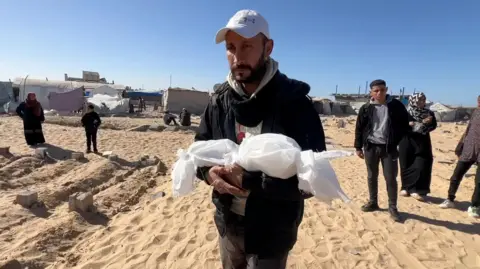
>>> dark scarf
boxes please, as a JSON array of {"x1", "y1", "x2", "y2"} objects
[
  {"x1": 228, "y1": 71, "x2": 279, "y2": 127},
  {"x1": 26, "y1": 98, "x2": 42, "y2": 117}
]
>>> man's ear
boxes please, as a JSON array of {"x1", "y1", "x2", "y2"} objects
[{"x1": 264, "y1": 39, "x2": 274, "y2": 58}]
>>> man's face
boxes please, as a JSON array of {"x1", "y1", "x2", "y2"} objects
[
  {"x1": 225, "y1": 31, "x2": 273, "y2": 83},
  {"x1": 370, "y1": 85, "x2": 388, "y2": 102}
]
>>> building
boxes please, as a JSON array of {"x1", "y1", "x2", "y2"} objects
[{"x1": 65, "y1": 71, "x2": 110, "y2": 84}]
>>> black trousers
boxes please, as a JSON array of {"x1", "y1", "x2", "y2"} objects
[
  {"x1": 447, "y1": 160, "x2": 480, "y2": 207},
  {"x1": 364, "y1": 143, "x2": 399, "y2": 208},
  {"x1": 86, "y1": 130, "x2": 98, "y2": 151},
  {"x1": 219, "y1": 214, "x2": 289, "y2": 269}
]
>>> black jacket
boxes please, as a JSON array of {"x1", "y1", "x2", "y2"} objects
[
  {"x1": 81, "y1": 112, "x2": 101, "y2": 132},
  {"x1": 195, "y1": 71, "x2": 326, "y2": 257},
  {"x1": 354, "y1": 96, "x2": 410, "y2": 152}
]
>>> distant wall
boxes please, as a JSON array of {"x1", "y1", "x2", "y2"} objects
[{"x1": 164, "y1": 88, "x2": 209, "y2": 115}]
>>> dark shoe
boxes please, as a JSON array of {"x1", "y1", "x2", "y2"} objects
[
  {"x1": 361, "y1": 201, "x2": 380, "y2": 212},
  {"x1": 93, "y1": 150, "x2": 99, "y2": 154},
  {"x1": 86, "y1": 149, "x2": 92, "y2": 153},
  {"x1": 389, "y1": 207, "x2": 402, "y2": 222}
]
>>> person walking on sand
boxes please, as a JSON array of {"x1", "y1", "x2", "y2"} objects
[
  {"x1": 354, "y1": 79, "x2": 410, "y2": 222},
  {"x1": 16, "y1": 93, "x2": 46, "y2": 147},
  {"x1": 398, "y1": 92, "x2": 437, "y2": 201},
  {"x1": 81, "y1": 104, "x2": 101, "y2": 153},
  {"x1": 195, "y1": 10, "x2": 326, "y2": 269},
  {"x1": 439, "y1": 95, "x2": 480, "y2": 218}
]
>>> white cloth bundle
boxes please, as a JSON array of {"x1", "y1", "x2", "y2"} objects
[{"x1": 171, "y1": 133, "x2": 352, "y2": 203}]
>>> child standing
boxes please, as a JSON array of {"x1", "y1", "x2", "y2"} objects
[
  {"x1": 354, "y1": 79, "x2": 410, "y2": 222},
  {"x1": 81, "y1": 104, "x2": 101, "y2": 153}
]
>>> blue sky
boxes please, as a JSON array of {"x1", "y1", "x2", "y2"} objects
[{"x1": 0, "y1": 0, "x2": 478, "y2": 105}]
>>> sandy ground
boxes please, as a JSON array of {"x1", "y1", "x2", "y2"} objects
[{"x1": 0, "y1": 115, "x2": 479, "y2": 269}]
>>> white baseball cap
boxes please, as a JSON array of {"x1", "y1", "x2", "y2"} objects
[{"x1": 215, "y1": 10, "x2": 270, "y2": 44}]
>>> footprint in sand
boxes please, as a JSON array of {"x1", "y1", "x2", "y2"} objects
[
  {"x1": 205, "y1": 232, "x2": 217, "y2": 242},
  {"x1": 173, "y1": 231, "x2": 187, "y2": 242}
]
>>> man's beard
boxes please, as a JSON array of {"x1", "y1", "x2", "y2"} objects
[{"x1": 231, "y1": 53, "x2": 267, "y2": 84}]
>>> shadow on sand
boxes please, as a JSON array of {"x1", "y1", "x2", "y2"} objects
[
  {"x1": 28, "y1": 206, "x2": 52, "y2": 219},
  {"x1": 426, "y1": 196, "x2": 472, "y2": 212},
  {"x1": 76, "y1": 210, "x2": 110, "y2": 226},
  {"x1": 402, "y1": 212, "x2": 479, "y2": 235}
]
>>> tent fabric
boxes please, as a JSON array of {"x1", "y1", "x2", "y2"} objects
[
  {"x1": 48, "y1": 87, "x2": 84, "y2": 112},
  {"x1": 126, "y1": 91, "x2": 162, "y2": 97},
  {"x1": 87, "y1": 94, "x2": 129, "y2": 114},
  {"x1": 0, "y1": 82, "x2": 14, "y2": 113},
  {"x1": 13, "y1": 78, "x2": 125, "y2": 110},
  {"x1": 90, "y1": 85, "x2": 120, "y2": 97},
  {"x1": 429, "y1": 102, "x2": 457, "y2": 122},
  {"x1": 163, "y1": 88, "x2": 209, "y2": 115}
]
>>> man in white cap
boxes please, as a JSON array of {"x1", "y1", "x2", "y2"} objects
[{"x1": 195, "y1": 9, "x2": 327, "y2": 269}]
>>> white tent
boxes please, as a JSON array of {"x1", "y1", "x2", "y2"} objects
[
  {"x1": 87, "y1": 94, "x2": 129, "y2": 114},
  {"x1": 14, "y1": 77, "x2": 125, "y2": 110},
  {"x1": 429, "y1": 102, "x2": 457, "y2": 122},
  {"x1": 89, "y1": 85, "x2": 120, "y2": 97}
]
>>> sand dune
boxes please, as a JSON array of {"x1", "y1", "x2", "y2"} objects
[{"x1": 0, "y1": 116, "x2": 478, "y2": 269}]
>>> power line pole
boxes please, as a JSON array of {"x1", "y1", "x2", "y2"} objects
[
  {"x1": 169, "y1": 75, "x2": 172, "y2": 88},
  {"x1": 365, "y1": 81, "x2": 368, "y2": 94}
]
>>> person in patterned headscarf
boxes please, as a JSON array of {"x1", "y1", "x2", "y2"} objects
[
  {"x1": 439, "y1": 95, "x2": 480, "y2": 218},
  {"x1": 398, "y1": 92, "x2": 437, "y2": 201}
]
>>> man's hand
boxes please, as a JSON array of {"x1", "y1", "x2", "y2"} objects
[
  {"x1": 356, "y1": 150, "x2": 364, "y2": 159},
  {"x1": 223, "y1": 163, "x2": 245, "y2": 189},
  {"x1": 409, "y1": 121, "x2": 415, "y2": 126},
  {"x1": 207, "y1": 166, "x2": 248, "y2": 197}
]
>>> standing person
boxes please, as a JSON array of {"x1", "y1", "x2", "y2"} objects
[
  {"x1": 354, "y1": 79, "x2": 410, "y2": 222},
  {"x1": 16, "y1": 93, "x2": 46, "y2": 147},
  {"x1": 81, "y1": 104, "x2": 101, "y2": 153},
  {"x1": 195, "y1": 10, "x2": 326, "y2": 269},
  {"x1": 179, "y1": 108, "x2": 191, "y2": 126},
  {"x1": 439, "y1": 96, "x2": 480, "y2": 218},
  {"x1": 399, "y1": 92, "x2": 437, "y2": 201}
]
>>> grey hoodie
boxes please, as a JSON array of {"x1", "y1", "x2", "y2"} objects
[{"x1": 367, "y1": 95, "x2": 394, "y2": 144}]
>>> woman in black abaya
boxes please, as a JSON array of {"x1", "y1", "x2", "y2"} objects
[
  {"x1": 16, "y1": 93, "x2": 46, "y2": 147},
  {"x1": 399, "y1": 92, "x2": 437, "y2": 201}
]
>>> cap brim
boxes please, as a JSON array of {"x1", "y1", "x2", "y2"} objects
[{"x1": 215, "y1": 25, "x2": 257, "y2": 44}]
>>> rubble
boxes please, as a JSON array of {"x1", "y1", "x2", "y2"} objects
[
  {"x1": 72, "y1": 152, "x2": 84, "y2": 160},
  {"x1": 34, "y1": 147, "x2": 48, "y2": 159},
  {"x1": 0, "y1": 147, "x2": 10, "y2": 155},
  {"x1": 336, "y1": 119, "x2": 346, "y2": 128},
  {"x1": 15, "y1": 191, "x2": 38, "y2": 208},
  {"x1": 69, "y1": 192, "x2": 94, "y2": 212}
]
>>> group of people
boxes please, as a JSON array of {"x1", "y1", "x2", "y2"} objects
[
  {"x1": 355, "y1": 81, "x2": 479, "y2": 222},
  {"x1": 193, "y1": 9, "x2": 479, "y2": 269},
  {"x1": 16, "y1": 94, "x2": 102, "y2": 153},
  {"x1": 163, "y1": 108, "x2": 191, "y2": 127}
]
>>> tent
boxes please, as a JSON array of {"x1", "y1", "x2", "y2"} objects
[
  {"x1": 90, "y1": 85, "x2": 119, "y2": 97},
  {"x1": 48, "y1": 87, "x2": 84, "y2": 112},
  {"x1": 163, "y1": 88, "x2": 209, "y2": 115},
  {"x1": 13, "y1": 77, "x2": 125, "y2": 110},
  {"x1": 0, "y1": 82, "x2": 14, "y2": 113},
  {"x1": 429, "y1": 103, "x2": 457, "y2": 122},
  {"x1": 87, "y1": 94, "x2": 129, "y2": 114}
]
